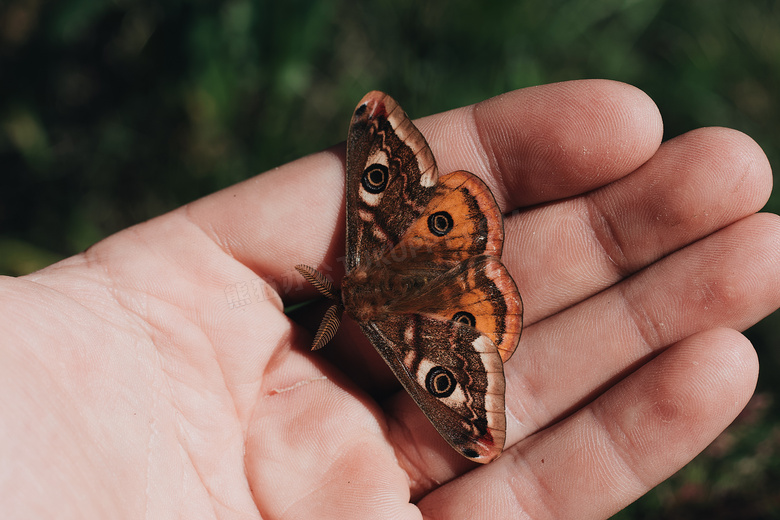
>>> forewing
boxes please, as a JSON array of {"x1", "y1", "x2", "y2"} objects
[{"x1": 345, "y1": 91, "x2": 439, "y2": 270}]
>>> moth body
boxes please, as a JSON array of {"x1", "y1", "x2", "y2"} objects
[{"x1": 341, "y1": 262, "x2": 432, "y2": 323}]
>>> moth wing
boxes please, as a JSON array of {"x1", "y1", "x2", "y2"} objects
[
  {"x1": 346, "y1": 91, "x2": 439, "y2": 270},
  {"x1": 381, "y1": 170, "x2": 505, "y2": 275},
  {"x1": 362, "y1": 315, "x2": 506, "y2": 463},
  {"x1": 342, "y1": 92, "x2": 522, "y2": 463},
  {"x1": 389, "y1": 255, "x2": 522, "y2": 363}
]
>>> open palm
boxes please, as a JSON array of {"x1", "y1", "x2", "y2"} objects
[{"x1": 2, "y1": 80, "x2": 778, "y2": 519}]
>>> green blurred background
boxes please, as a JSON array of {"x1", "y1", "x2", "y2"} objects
[{"x1": 2, "y1": 0, "x2": 779, "y2": 517}]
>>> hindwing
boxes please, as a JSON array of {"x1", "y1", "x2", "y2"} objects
[{"x1": 361, "y1": 316, "x2": 506, "y2": 463}]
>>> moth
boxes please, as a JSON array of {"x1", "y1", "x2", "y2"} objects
[{"x1": 296, "y1": 91, "x2": 522, "y2": 463}]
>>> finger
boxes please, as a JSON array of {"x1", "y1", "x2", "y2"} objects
[
  {"x1": 507, "y1": 213, "x2": 780, "y2": 440},
  {"x1": 417, "y1": 79, "x2": 663, "y2": 210},
  {"x1": 187, "y1": 149, "x2": 348, "y2": 299},
  {"x1": 506, "y1": 126, "x2": 772, "y2": 323},
  {"x1": 185, "y1": 80, "x2": 662, "y2": 292},
  {"x1": 416, "y1": 328, "x2": 758, "y2": 519},
  {"x1": 383, "y1": 212, "x2": 780, "y2": 490}
]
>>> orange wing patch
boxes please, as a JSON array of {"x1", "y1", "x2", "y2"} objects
[
  {"x1": 388, "y1": 256, "x2": 523, "y2": 363},
  {"x1": 379, "y1": 171, "x2": 504, "y2": 273}
]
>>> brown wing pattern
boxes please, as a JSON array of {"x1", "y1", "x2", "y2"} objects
[
  {"x1": 345, "y1": 91, "x2": 439, "y2": 270},
  {"x1": 360, "y1": 316, "x2": 506, "y2": 463}
]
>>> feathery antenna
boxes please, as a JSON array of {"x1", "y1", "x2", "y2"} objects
[{"x1": 295, "y1": 264, "x2": 343, "y2": 350}]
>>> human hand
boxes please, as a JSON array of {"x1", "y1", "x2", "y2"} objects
[{"x1": 2, "y1": 80, "x2": 777, "y2": 519}]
